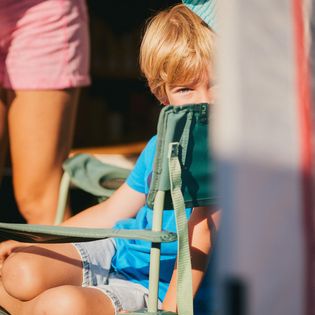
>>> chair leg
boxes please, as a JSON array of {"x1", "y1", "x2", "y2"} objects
[
  {"x1": 54, "y1": 172, "x2": 71, "y2": 225},
  {"x1": 147, "y1": 191, "x2": 165, "y2": 313}
]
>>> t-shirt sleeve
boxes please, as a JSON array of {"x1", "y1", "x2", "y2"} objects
[{"x1": 126, "y1": 136, "x2": 156, "y2": 193}]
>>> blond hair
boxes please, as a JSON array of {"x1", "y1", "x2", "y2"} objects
[{"x1": 140, "y1": 4, "x2": 215, "y2": 103}]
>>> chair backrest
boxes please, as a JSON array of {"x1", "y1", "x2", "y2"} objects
[
  {"x1": 146, "y1": 103, "x2": 217, "y2": 315},
  {"x1": 147, "y1": 103, "x2": 216, "y2": 209},
  {"x1": 63, "y1": 153, "x2": 131, "y2": 200}
]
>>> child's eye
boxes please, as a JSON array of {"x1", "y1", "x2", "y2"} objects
[{"x1": 176, "y1": 87, "x2": 191, "y2": 94}]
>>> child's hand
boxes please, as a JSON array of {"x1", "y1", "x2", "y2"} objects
[{"x1": 0, "y1": 240, "x2": 24, "y2": 274}]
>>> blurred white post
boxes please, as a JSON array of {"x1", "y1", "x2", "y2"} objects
[{"x1": 214, "y1": 0, "x2": 315, "y2": 314}]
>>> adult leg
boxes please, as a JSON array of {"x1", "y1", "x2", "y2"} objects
[
  {"x1": 7, "y1": 88, "x2": 79, "y2": 224},
  {"x1": 1, "y1": 243, "x2": 83, "y2": 304},
  {"x1": 0, "y1": 89, "x2": 8, "y2": 189}
]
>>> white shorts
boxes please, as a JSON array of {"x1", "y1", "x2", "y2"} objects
[{"x1": 73, "y1": 238, "x2": 162, "y2": 314}]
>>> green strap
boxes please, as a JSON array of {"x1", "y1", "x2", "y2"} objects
[
  {"x1": 179, "y1": 111, "x2": 193, "y2": 166},
  {"x1": 168, "y1": 143, "x2": 193, "y2": 315}
]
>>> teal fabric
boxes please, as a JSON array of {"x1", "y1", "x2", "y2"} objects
[
  {"x1": 183, "y1": 0, "x2": 216, "y2": 30},
  {"x1": 147, "y1": 103, "x2": 216, "y2": 210},
  {"x1": 63, "y1": 154, "x2": 130, "y2": 201}
]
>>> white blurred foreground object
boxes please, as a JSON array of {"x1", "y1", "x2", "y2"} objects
[{"x1": 215, "y1": 0, "x2": 315, "y2": 314}]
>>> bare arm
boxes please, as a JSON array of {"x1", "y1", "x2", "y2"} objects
[
  {"x1": 61, "y1": 183, "x2": 146, "y2": 228},
  {"x1": 162, "y1": 206, "x2": 220, "y2": 312}
]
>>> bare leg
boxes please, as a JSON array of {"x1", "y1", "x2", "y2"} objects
[
  {"x1": 2, "y1": 285, "x2": 115, "y2": 315},
  {"x1": 0, "y1": 242, "x2": 114, "y2": 315},
  {"x1": 7, "y1": 89, "x2": 79, "y2": 224},
  {"x1": 0, "y1": 89, "x2": 8, "y2": 189},
  {"x1": 26, "y1": 286, "x2": 115, "y2": 315},
  {"x1": 0, "y1": 280, "x2": 23, "y2": 315},
  {"x1": 1, "y1": 243, "x2": 83, "y2": 303}
]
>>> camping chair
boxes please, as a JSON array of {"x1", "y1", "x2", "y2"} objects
[
  {"x1": 0, "y1": 103, "x2": 216, "y2": 315},
  {"x1": 54, "y1": 141, "x2": 146, "y2": 225}
]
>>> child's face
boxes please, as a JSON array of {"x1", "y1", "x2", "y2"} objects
[{"x1": 164, "y1": 70, "x2": 215, "y2": 106}]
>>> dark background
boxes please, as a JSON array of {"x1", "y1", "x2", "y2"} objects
[{"x1": 0, "y1": 0, "x2": 180, "y2": 222}]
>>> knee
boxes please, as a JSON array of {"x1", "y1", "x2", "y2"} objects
[
  {"x1": 2, "y1": 249, "x2": 46, "y2": 301},
  {"x1": 32, "y1": 286, "x2": 90, "y2": 315}
]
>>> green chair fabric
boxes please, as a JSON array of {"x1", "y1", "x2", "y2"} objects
[
  {"x1": 63, "y1": 153, "x2": 131, "y2": 200},
  {"x1": 54, "y1": 154, "x2": 131, "y2": 224},
  {"x1": 146, "y1": 103, "x2": 216, "y2": 315},
  {"x1": 0, "y1": 103, "x2": 215, "y2": 315},
  {"x1": 147, "y1": 103, "x2": 216, "y2": 210}
]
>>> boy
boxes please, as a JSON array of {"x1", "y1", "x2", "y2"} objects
[{"x1": 0, "y1": 4, "x2": 218, "y2": 315}]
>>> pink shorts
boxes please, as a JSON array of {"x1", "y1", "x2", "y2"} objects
[{"x1": 0, "y1": 0, "x2": 90, "y2": 89}]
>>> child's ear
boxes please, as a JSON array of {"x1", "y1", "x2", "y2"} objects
[
  {"x1": 156, "y1": 92, "x2": 169, "y2": 105},
  {"x1": 161, "y1": 97, "x2": 169, "y2": 106}
]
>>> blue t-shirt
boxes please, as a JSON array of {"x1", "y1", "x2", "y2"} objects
[{"x1": 111, "y1": 136, "x2": 193, "y2": 301}]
